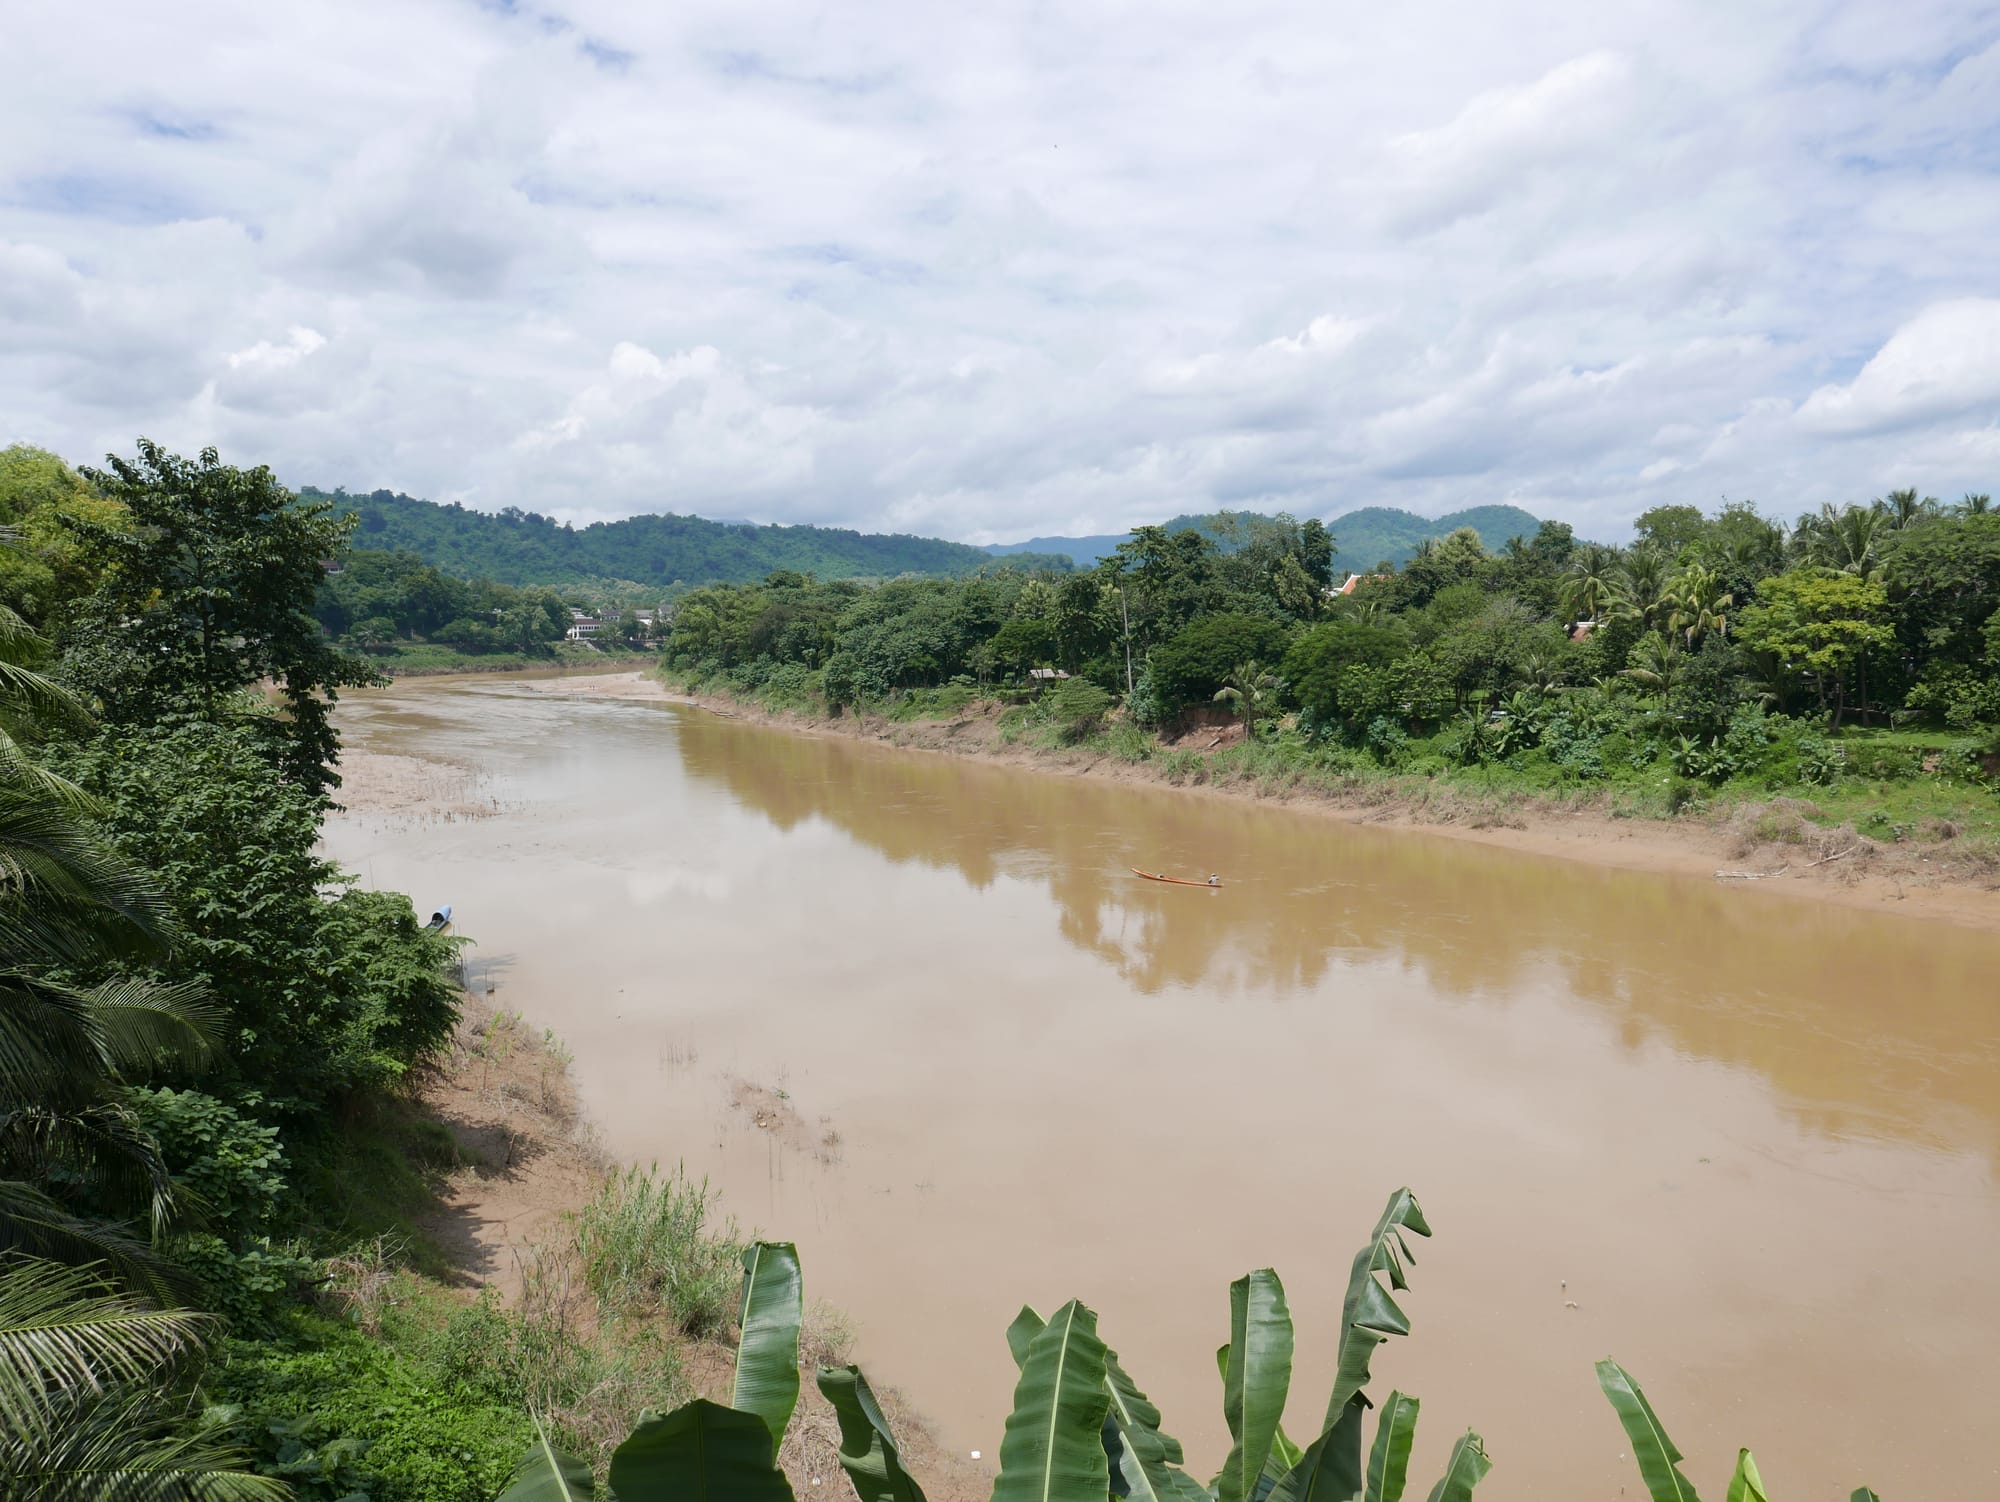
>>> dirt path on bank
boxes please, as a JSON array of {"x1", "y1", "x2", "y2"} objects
[{"x1": 505, "y1": 670, "x2": 2000, "y2": 935}]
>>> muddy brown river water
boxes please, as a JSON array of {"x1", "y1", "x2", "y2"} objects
[{"x1": 324, "y1": 675, "x2": 2000, "y2": 1500}]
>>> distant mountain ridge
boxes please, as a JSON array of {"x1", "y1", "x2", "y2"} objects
[
  {"x1": 985, "y1": 504, "x2": 1548, "y2": 570},
  {"x1": 305, "y1": 486, "x2": 1546, "y2": 591},
  {"x1": 306, "y1": 488, "x2": 1074, "y2": 590}
]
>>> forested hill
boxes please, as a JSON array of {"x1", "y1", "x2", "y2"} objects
[
  {"x1": 1329, "y1": 505, "x2": 1545, "y2": 571},
  {"x1": 304, "y1": 488, "x2": 1073, "y2": 588},
  {"x1": 986, "y1": 504, "x2": 1547, "y2": 569}
]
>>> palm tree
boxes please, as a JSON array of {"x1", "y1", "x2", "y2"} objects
[
  {"x1": 1665, "y1": 563, "x2": 1734, "y2": 647},
  {"x1": 1612, "y1": 549, "x2": 1671, "y2": 633},
  {"x1": 0, "y1": 1258, "x2": 282, "y2": 1499},
  {"x1": 1619, "y1": 635, "x2": 1687, "y2": 710},
  {"x1": 1807, "y1": 503, "x2": 1886, "y2": 578},
  {"x1": 1213, "y1": 659, "x2": 1278, "y2": 740},
  {"x1": 1557, "y1": 545, "x2": 1622, "y2": 625},
  {"x1": 0, "y1": 608, "x2": 214, "y2": 1293},
  {"x1": 1513, "y1": 649, "x2": 1568, "y2": 697},
  {"x1": 1960, "y1": 493, "x2": 1993, "y2": 517},
  {"x1": 1877, "y1": 487, "x2": 1936, "y2": 530}
]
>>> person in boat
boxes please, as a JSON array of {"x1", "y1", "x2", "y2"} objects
[{"x1": 1207, "y1": 873, "x2": 1219, "y2": 886}]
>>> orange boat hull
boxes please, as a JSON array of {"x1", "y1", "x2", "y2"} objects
[{"x1": 1131, "y1": 868, "x2": 1222, "y2": 888}]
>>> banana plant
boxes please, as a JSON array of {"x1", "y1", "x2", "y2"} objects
[
  {"x1": 997, "y1": 1189, "x2": 1487, "y2": 1502},
  {"x1": 493, "y1": 1192, "x2": 1884, "y2": 1502},
  {"x1": 497, "y1": 1241, "x2": 805, "y2": 1502},
  {"x1": 1596, "y1": 1360, "x2": 1879, "y2": 1502}
]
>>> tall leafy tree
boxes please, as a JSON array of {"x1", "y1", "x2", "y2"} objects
[
  {"x1": 60, "y1": 441, "x2": 378, "y2": 798},
  {"x1": 1735, "y1": 571, "x2": 1895, "y2": 729}
]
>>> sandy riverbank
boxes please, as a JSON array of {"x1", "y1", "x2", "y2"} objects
[
  {"x1": 494, "y1": 669, "x2": 2000, "y2": 935},
  {"x1": 402, "y1": 978, "x2": 992, "y2": 1501}
]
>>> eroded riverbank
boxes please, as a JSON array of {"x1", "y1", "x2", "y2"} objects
[{"x1": 327, "y1": 671, "x2": 2000, "y2": 1501}]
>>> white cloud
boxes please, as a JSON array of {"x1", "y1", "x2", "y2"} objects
[
  {"x1": 1796, "y1": 300, "x2": 2000, "y2": 435},
  {"x1": 2, "y1": 0, "x2": 1999, "y2": 544},
  {"x1": 226, "y1": 326, "x2": 326, "y2": 372}
]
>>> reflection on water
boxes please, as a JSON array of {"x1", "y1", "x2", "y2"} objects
[
  {"x1": 325, "y1": 679, "x2": 2000, "y2": 1502},
  {"x1": 674, "y1": 708, "x2": 2000, "y2": 1161}
]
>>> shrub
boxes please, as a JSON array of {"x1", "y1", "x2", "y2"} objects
[
  {"x1": 571, "y1": 1164, "x2": 744, "y2": 1337},
  {"x1": 1041, "y1": 679, "x2": 1114, "y2": 743},
  {"x1": 209, "y1": 1312, "x2": 531, "y2": 1502}
]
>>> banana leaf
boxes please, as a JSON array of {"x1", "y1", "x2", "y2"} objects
[
  {"x1": 1007, "y1": 1306, "x2": 1047, "y2": 1370},
  {"x1": 607, "y1": 1400, "x2": 796, "y2": 1502},
  {"x1": 1266, "y1": 1395, "x2": 1364, "y2": 1502},
  {"x1": 1421, "y1": 1432, "x2": 1490, "y2": 1502},
  {"x1": 1211, "y1": 1345, "x2": 1305, "y2": 1500},
  {"x1": 817, "y1": 1365, "x2": 929, "y2": 1502},
  {"x1": 1595, "y1": 1361, "x2": 1703, "y2": 1502},
  {"x1": 1105, "y1": 1344, "x2": 1207, "y2": 1502},
  {"x1": 733, "y1": 1241, "x2": 803, "y2": 1443},
  {"x1": 992, "y1": 1300, "x2": 1112, "y2": 1502},
  {"x1": 495, "y1": 1416, "x2": 593, "y2": 1502},
  {"x1": 1850, "y1": 1491, "x2": 1882, "y2": 1502},
  {"x1": 1724, "y1": 1451, "x2": 1768, "y2": 1502},
  {"x1": 1320, "y1": 1190, "x2": 1430, "y2": 1432},
  {"x1": 1215, "y1": 1270, "x2": 1294, "y2": 1502},
  {"x1": 1363, "y1": 1392, "x2": 1419, "y2": 1502}
]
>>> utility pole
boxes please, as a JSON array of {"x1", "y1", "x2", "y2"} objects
[{"x1": 1118, "y1": 584, "x2": 1134, "y2": 697}]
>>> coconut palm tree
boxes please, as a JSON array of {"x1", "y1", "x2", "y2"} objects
[
  {"x1": 1959, "y1": 493, "x2": 1993, "y2": 517},
  {"x1": 1665, "y1": 563, "x2": 1734, "y2": 647},
  {"x1": 1807, "y1": 503, "x2": 1887, "y2": 579},
  {"x1": 1556, "y1": 545, "x2": 1622, "y2": 625},
  {"x1": 1877, "y1": 487, "x2": 1936, "y2": 530},
  {"x1": 1213, "y1": 659, "x2": 1278, "y2": 740},
  {"x1": 0, "y1": 609, "x2": 214, "y2": 1293},
  {"x1": 1612, "y1": 549, "x2": 1671, "y2": 633},
  {"x1": 1619, "y1": 634, "x2": 1687, "y2": 710},
  {"x1": 0, "y1": 1258, "x2": 282, "y2": 1500}
]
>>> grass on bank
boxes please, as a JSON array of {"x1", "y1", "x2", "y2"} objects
[{"x1": 207, "y1": 1012, "x2": 766, "y2": 1502}]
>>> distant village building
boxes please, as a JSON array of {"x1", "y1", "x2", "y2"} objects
[
  {"x1": 1027, "y1": 667, "x2": 1071, "y2": 685},
  {"x1": 1570, "y1": 619, "x2": 1598, "y2": 643},
  {"x1": 566, "y1": 618, "x2": 603, "y2": 640},
  {"x1": 1330, "y1": 572, "x2": 1390, "y2": 597}
]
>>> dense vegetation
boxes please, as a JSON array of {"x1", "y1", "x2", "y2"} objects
[
  {"x1": 984, "y1": 504, "x2": 1545, "y2": 570},
  {"x1": 307, "y1": 487, "x2": 1075, "y2": 592},
  {"x1": 664, "y1": 496, "x2": 2000, "y2": 837},
  {"x1": 0, "y1": 441, "x2": 575, "y2": 1497}
]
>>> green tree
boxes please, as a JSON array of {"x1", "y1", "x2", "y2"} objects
[
  {"x1": 61, "y1": 441, "x2": 378, "y2": 798},
  {"x1": 0, "y1": 446, "x2": 125, "y2": 627},
  {"x1": 1281, "y1": 621, "x2": 1408, "y2": 727},
  {"x1": 1632, "y1": 503, "x2": 1707, "y2": 559},
  {"x1": 1734, "y1": 572, "x2": 1894, "y2": 729},
  {"x1": 1145, "y1": 613, "x2": 1290, "y2": 715},
  {"x1": 55, "y1": 718, "x2": 459, "y2": 1110}
]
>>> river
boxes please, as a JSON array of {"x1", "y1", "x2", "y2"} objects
[{"x1": 323, "y1": 673, "x2": 2000, "y2": 1501}]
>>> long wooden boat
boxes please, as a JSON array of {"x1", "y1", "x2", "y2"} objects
[{"x1": 1131, "y1": 868, "x2": 1222, "y2": 888}]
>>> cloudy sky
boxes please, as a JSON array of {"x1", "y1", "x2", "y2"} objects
[{"x1": 5, "y1": 2, "x2": 1999, "y2": 543}]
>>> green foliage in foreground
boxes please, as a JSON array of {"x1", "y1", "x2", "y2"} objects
[{"x1": 499, "y1": 1192, "x2": 1881, "y2": 1502}]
